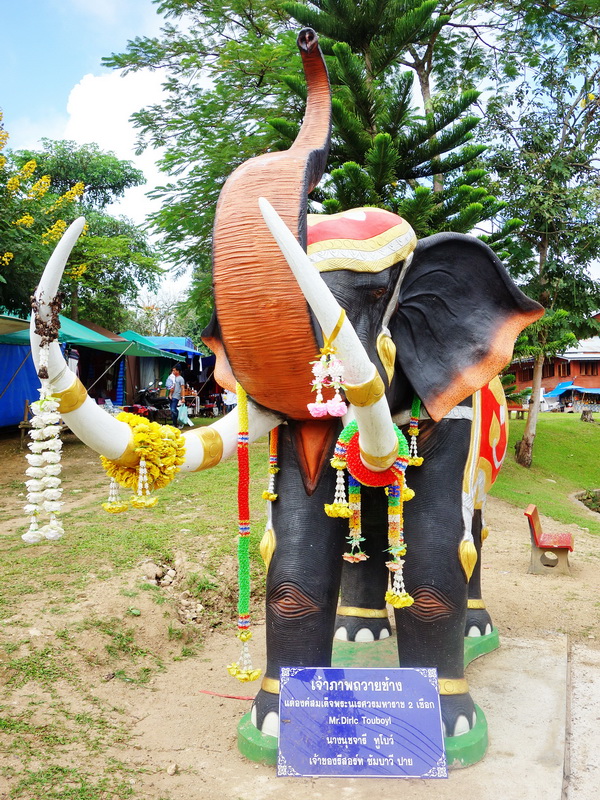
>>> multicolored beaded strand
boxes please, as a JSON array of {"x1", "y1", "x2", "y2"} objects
[{"x1": 227, "y1": 383, "x2": 260, "y2": 683}]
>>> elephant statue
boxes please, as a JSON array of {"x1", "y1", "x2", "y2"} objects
[{"x1": 29, "y1": 29, "x2": 543, "y2": 762}]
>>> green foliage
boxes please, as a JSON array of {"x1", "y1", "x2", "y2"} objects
[
  {"x1": 63, "y1": 213, "x2": 162, "y2": 329},
  {"x1": 12, "y1": 140, "x2": 145, "y2": 210},
  {"x1": 103, "y1": 0, "x2": 510, "y2": 294},
  {"x1": 0, "y1": 131, "x2": 161, "y2": 324}
]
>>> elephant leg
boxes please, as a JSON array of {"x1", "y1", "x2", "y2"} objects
[
  {"x1": 251, "y1": 425, "x2": 346, "y2": 736},
  {"x1": 466, "y1": 508, "x2": 493, "y2": 637},
  {"x1": 395, "y1": 417, "x2": 477, "y2": 738},
  {"x1": 335, "y1": 485, "x2": 391, "y2": 642}
]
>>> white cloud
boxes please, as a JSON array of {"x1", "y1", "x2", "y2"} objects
[{"x1": 63, "y1": 69, "x2": 165, "y2": 224}]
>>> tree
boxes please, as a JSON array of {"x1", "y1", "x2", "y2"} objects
[
  {"x1": 12, "y1": 140, "x2": 145, "y2": 210},
  {"x1": 61, "y1": 213, "x2": 162, "y2": 330},
  {"x1": 280, "y1": 0, "x2": 516, "y2": 243},
  {"x1": 0, "y1": 128, "x2": 161, "y2": 327},
  {"x1": 104, "y1": 0, "x2": 518, "y2": 277},
  {"x1": 0, "y1": 115, "x2": 86, "y2": 311},
  {"x1": 479, "y1": 5, "x2": 600, "y2": 466}
]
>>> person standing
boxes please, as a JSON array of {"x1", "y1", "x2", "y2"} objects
[
  {"x1": 165, "y1": 366, "x2": 178, "y2": 392},
  {"x1": 168, "y1": 366, "x2": 185, "y2": 427}
]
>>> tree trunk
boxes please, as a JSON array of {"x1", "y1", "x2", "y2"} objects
[
  {"x1": 581, "y1": 409, "x2": 594, "y2": 422},
  {"x1": 515, "y1": 352, "x2": 544, "y2": 467}
]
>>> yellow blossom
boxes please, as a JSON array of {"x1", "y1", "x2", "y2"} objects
[
  {"x1": 28, "y1": 175, "x2": 51, "y2": 200},
  {"x1": 47, "y1": 181, "x2": 85, "y2": 212},
  {"x1": 6, "y1": 176, "x2": 20, "y2": 195},
  {"x1": 1, "y1": 252, "x2": 14, "y2": 266},
  {"x1": 0, "y1": 155, "x2": 6, "y2": 170},
  {"x1": 42, "y1": 219, "x2": 68, "y2": 243},
  {"x1": 13, "y1": 214, "x2": 35, "y2": 228},
  {"x1": 19, "y1": 160, "x2": 37, "y2": 180},
  {"x1": 66, "y1": 263, "x2": 88, "y2": 280},
  {"x1": 0, "y1": 129, "x2": 9, "y2": 151}
]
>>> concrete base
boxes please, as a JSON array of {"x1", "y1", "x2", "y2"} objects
[
  {"x1": 238, "y1": 632, "x2": 501, "y2": 769},
  {"x1": 237, "y1": 635, "x2": 569, "y2": 795}
]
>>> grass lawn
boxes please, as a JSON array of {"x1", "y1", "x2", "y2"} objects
[{"x1": 490, "y1": 412, "x2": 600, "y2": 535}]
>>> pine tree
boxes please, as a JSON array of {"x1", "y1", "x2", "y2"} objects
[{"x1": 275, "y1": 0, "x2": 515, "y2": 242}]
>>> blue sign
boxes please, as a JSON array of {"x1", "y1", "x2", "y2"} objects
[{"x1": 277, "y1": 667, "x2": 447, "y2": 778}]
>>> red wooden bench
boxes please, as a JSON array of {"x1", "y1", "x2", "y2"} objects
[
  {"x1": 524, "y1": 504, "x2": 574, "y2": 576},
  {"x1": 507, "y1": 404, "x2": 525, "y2": 419}
]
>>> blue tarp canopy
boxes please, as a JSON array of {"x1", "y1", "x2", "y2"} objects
[
  {"x1": 545, "y1": 382, "x2": 600, "y2": 397},
  {"x1": 0, "y1": 317, "x2": 183, "y2": 427},
  {"x1": 0, "y1": 344, "x2": 39, "y2": 426},
  {"x1": 545, "y1": 381, "x2": 576, "y2": 397},
  {"x1": 144, "y1": 335, "x2": 207, "y2": 358}
]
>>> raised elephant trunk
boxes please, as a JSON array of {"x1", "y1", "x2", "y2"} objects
[{"x1": 206, "y1": 28, "x2": 331, "y2": 421}]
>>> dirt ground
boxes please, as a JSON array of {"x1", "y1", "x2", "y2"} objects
[{"x1": 0, "y1": 427, "x2": 599, "y2": 799}]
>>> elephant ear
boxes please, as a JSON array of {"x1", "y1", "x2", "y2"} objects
[{"x1": 389, "y1": 232, "x2": 543, "y2": 421}]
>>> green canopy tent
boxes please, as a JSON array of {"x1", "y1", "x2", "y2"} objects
[
  {"x1": 0, "y1": 316, "x2": 183, "y2": 427},
  {"x1": 0, "y1": 315, "x2": 184, "y2": 359}
]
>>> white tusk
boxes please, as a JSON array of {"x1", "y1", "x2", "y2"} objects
[
  {"x1": 259, "y1": 197, "x2": 398, "y2": 468},
  {"x1": 33, "y1": 217, "x2": 86, "y2": 321}
]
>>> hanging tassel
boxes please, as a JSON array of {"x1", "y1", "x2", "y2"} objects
[
  {"x1": 130, "y1": 457, "x2": 158, "y2": 508},
  {"x1": 262, "y1": 427, "x2": 279, "y2": 501},
  {"x1": 385, "y1": 478, "x2": 413, "y2": 608},
  {"x1": 408, "y1": 395, "x2": 424, "y2": 466},
  {"x1": 328, "y1": 420, "x2": 414, "y2": 609},
  {"x1": 342, "y1": 475, "x2": 368, "y2": 561},
  {"x1": 227, "y1": 383, "x2": 261, "y2": 683},
  {"x1": 102, "y1": 477, "x2": 128, "y2": 514}
]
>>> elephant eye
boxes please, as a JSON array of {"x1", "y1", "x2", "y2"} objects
[{"x1": 371, "y1": 287, "x2": 388, "y2": 300}]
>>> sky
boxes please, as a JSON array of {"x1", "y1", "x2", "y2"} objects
[{"x1": 0, "y1": 0, "x2": 177, "y2": 277}]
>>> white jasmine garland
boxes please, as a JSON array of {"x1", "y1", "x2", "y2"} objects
[
  {"x1": 42, "y1": 426, "x2": 61, "y2": 438},
  {"x1": 22, "y1": 530, "x2": 43, "y2": 544},
  {"x1": 43, "y1": 464, "x2": 62, "y2": 476},
  {"x1": 23, "y1": 348, "x2": 65, "y2": 544},
  {"x1": 26, "y1": 467, "x2": 46, "y2": 478},
  {"x1": 42, "y1": 500, "x2": 63, "y2": 513},
  {"x1": 41, "y1": 452, "x2": 61, "y2": 464},
  {"x1": 28, "y1": 441, "x2": 47, "y2": 453}
]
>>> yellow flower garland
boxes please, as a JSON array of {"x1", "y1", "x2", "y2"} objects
[{"x1": 100, "y1": 412, "x2": 186, "y2": 493}]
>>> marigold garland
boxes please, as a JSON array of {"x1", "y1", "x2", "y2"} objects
[{"x1": 99, "y1": 412, "x2": 186, "y2": 511}]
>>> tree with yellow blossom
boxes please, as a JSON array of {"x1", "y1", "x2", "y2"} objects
[{"x1": 0, "y1": 114, "x2": 161, "y2": 329}]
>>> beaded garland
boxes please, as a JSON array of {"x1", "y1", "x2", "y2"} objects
[
  {"x1": 99, "y1": 412, "x2": 185, "y2": 512},
  {"x1": 227, "y1": 383, "x2": 261, "y2": 683},
  {"x1": 325, "y1": 419, "x2": 417, "y2": 609}
]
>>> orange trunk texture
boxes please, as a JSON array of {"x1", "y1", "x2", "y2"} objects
[{"x1": 208, "y1": 29, "x2": 331, "y2": 421}]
